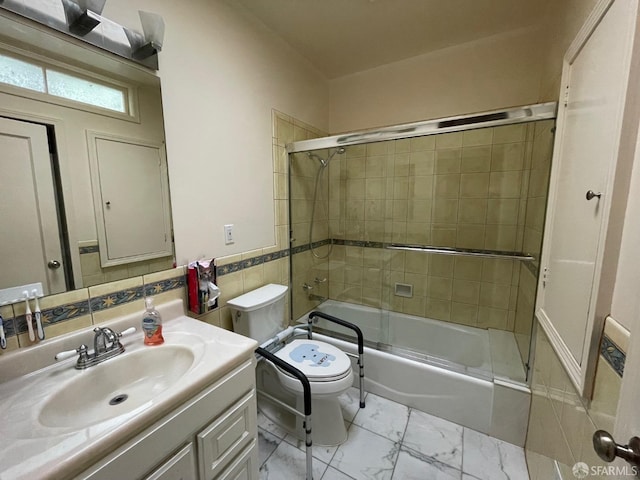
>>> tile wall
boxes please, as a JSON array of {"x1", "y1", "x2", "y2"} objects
[
  {"x1": 525, "y1": 318, "x2": 627, "y2": 479},
  {"x1": 288, "y1": 121, "x2": 555, "y2": 341}
]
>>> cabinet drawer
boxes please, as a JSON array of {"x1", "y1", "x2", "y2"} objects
[
  {"x1": 198, "y1": 390, "x2": 257, "y2": 479},
  {"x1": 217, "y1": 440, "x2": 258, "y2": 480},
  {"x1": 144, "y1": 443, "x2": 197, "y2": 480}
]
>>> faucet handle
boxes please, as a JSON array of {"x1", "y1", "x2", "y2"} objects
[
  {"x1": 55, "y1": 344, "x2": 88, "y2": 361},
  {"x1": 118, "y1": 327, "x2": 136, "y2": 338}
]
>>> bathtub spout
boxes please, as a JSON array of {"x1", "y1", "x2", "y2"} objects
[{"x1": 308, "y1": 293, "x2": 327, "y2": 302}]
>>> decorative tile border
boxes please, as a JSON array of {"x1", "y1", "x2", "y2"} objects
[
  {"x1": 43, "y1": 300, "x2": 92, "y2": 325},
  {"x1": 1, "y1": 315, "x2": 16, "y2": 337},
  {"x1": 601, "y1": 335, "x2": 625, "y2": 377},
  {"x1": 89, "y1": 286, "x2": 145, "y2": 313},
  {"x1": 144, "y1": 276, "x2": 186, "y2": 297},
  {"x1": 216, "y1": 249, "x2": 290, "y2": 276},
  {"x1": 216, "y1": 237, "x2": 538, "y2": 276},
  {"x1": 7, "y1": 273, "x2": 185, "y2": 337}
]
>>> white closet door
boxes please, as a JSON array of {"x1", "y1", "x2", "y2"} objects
[
  {"x1": 537, "y1": 0, "x2": 637, "y2": 388},
  {"x1": 0, "y1": 117, "x2": 66, "y2": 294}
]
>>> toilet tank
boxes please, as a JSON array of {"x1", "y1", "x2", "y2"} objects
[{"x1": 227, "y1": 284, "x2": 288, "y2": 344}]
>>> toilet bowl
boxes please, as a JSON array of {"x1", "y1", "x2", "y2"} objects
[{"x1": 228, "y1": 284, "x2": 353, "y2": 446}]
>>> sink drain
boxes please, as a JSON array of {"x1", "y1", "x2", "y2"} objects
[{"x1": 109, "y1": 394, "x2": 128, "y2": 406}]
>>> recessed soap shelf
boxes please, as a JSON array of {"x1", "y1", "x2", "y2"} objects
[{"x1": 394, "y1": 283, "x2": 413, "y2": 298}]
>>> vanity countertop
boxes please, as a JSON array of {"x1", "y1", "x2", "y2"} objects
[{"x1": 0, "y1": 300, "x2": 258, "y2": 480}]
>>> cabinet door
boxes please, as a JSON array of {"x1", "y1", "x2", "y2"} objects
[
  {"x1": 87, "y1": 131, "x2": 172, "y2": 267},
  {"x1": 198, "y1": 391, "x2": 257, "y2": 480},
  {"x1": 145, "y1": 443, "x2": 197, "y2": 480},
  {"x1": 537, "y1": 0, "x2": 637, "y2": 393},
  {"x1": 216, "y1": 441, "x2": 258, "y2": 480}
]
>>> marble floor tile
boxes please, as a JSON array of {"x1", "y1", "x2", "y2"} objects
[
  {"x1": 322, "y1": 466, "x2": 357, "y2": 480},
  {"x1": 340, "y1": 386, "x2": 367, "y2": 423},
  {"x1": 402, "y1": 409, "x2": 463, "y2": 470},
  {"x1": 257, "y1": 409, "x2": 290, "y2": 439},
  {"x1": 462, "y1": 428, "x2": 528, "y2": 480},
  {"x1": 331, "y1": 424, "x2": 400, "y2": 480},
  {"x1": 352, "y1": 393, "x2": 410, "y2": 442},
  {"x1": 258, "y1": 428, "x2": 282, "y2": 466},
  {"x1": 392, "y1": 448, "x2": 462, "y2": 480},
  {"x1": 259, "y1": 440, "x2": 328, "y2": 480},
  {"x1": 284, "y1": 432, "x2": 339, "y2": 465}
]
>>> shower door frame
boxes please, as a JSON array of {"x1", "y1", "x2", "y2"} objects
[{"x1": 286, "y1": 102, "x2": 557, "y2": 384}]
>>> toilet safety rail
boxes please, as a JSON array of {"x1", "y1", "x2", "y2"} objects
[
  {"x1": 308, "y1": 311, "x2": 366, "y2": 409},
  {"x1": 255, "y1": 347, "x2": 314, "y2": 480}
]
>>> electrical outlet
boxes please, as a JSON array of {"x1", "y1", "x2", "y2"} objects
[{"x1": 224, "y1": 224, "x2": 234, "y2": 245}]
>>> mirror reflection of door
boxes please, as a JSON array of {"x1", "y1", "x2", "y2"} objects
[{"x1": 0, "y1": 117, "x2": 67, "y2": 294}]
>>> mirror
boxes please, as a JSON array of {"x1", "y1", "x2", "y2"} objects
[{"x1": 0, "y1": 11, "x2": 173, "y2": 297}]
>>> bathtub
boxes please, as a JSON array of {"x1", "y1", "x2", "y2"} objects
[
  {"x1": 296, "y1": 300, "x2": 531, "y2": 446},
  {"x1": 311, "y1": 300, "x2": 493, "y2": 376}
]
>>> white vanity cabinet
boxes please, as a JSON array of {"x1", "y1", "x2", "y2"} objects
[{"x1": 78, "y1": 359, "x2": 258, "y2": 480}]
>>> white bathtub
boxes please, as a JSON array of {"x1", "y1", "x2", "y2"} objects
[
  {"x1": 296, "y1": 300, "x2": 531, "y2": 446},
  {"x1": 312, "y1": 300, "x2": 492, "y2": 375}
]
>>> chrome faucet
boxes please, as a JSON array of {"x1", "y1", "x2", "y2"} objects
[
  {"x1": 94, "y1": 327, "x2": 118, "y2": 355},
  {"x1": 55, "y1": 326, "x2": 135, "y2": 369}
]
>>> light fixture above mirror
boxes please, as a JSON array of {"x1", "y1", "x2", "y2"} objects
[{"x1": 0, "y1": 0, "x2": 164, "y2": 69}]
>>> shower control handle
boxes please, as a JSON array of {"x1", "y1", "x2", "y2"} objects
[{"x1": 586, "y1": 190, "x2": 602, "y2": 200}]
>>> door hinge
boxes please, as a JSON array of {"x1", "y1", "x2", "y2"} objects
[
  {"x1": 563, "y1": 85, "x2": 570, "y2": 108},
  {"x1": 542, "y1": 267, "x2": 549, "y2": 288}
]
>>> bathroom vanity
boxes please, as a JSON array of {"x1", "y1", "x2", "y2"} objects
[{"x1": 0, "y1": 300, "x2": 259, "y2": 480}]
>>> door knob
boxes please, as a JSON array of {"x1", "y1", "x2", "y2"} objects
[
  {"x1": 593, "y1": 430, "x2": 640, "y2": 468},
  {"x1": 48, "y1": 260, "x2": 61, "y2": 269},
  {"x1": 586, "y1": 190, "x2": 602, "y2": 200}
]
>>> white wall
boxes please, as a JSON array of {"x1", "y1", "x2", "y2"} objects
[
  {"x1": 103, "y1": 0, "x2": 330, "y2": 265},
  {"x1": 328, "y1": 27, "x2": 543, "y2": 134}
]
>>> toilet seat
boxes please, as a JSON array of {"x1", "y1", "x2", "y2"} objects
[{"x1": 273, "y1": 339, "x2": 353, "y2": 395}]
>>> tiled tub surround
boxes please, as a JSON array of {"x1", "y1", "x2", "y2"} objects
[
  {"x1": 290, "y1": 121, "x2": 555, "y2": 335},
  {"x1": 525, "y1": 317, "x2": 629, "y2": 479}
]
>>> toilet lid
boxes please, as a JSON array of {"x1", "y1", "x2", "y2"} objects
[{"x1": 274, "y1": 339, "x2": 352, "y2": 382}]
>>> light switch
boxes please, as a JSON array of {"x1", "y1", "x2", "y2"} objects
[{"x1": 224, "y1": 224, "x2": 234, "y2": 245}]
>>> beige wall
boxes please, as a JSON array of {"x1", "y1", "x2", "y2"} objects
[
  {"x1": 103, "y1": 0, "x2": 330, "y2": 265},
  {"x1": 536, "y1": 0, "x2": 601, "y2": 101},
  {"x1": 328, "y1": 27, "x2": 544, "y2": 134}
]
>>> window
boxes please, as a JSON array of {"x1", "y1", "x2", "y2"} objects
[{"x1": 0, "y1": 52, "x2": 128, "y2": 114}]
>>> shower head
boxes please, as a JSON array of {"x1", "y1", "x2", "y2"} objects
[{"x1": 307, "y1": 147, "x2": 346, "y2": 168}]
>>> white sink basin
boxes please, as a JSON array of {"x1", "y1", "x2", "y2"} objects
[
  {"x1": 39, "y1": 345, "x2": 195, "y2": 429},
  {"x1": 0, "y1": 300, "x2": 258, "y2": 480}
]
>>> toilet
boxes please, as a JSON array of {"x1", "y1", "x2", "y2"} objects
[{"x1": 228, "y1": 284, "x2": 353, "y2": 446}]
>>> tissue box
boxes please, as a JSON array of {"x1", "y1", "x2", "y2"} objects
[{"x1": 187, "y1": 259, "x2": 218, "y2": 315}]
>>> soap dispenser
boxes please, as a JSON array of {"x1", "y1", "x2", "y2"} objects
[{"x1": 142, "y1": 297, "x2": 164, "y2": 345}]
